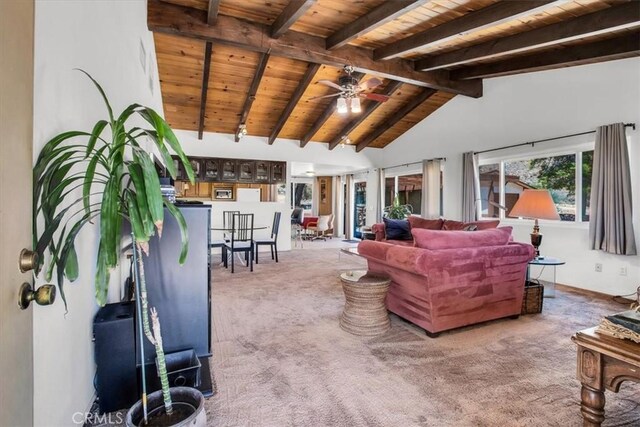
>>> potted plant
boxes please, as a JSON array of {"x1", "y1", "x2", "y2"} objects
[
  {"x1": 383, "y1": 195, "x2": 413, "y2": 219},
  {"x1": 33, "y1": 70, "x2": 205, "y2": 426}
]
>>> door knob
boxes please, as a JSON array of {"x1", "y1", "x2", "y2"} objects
[
  {"x1": 19, "y1": 249, "x2": 39, "y2": 273},
  {"x1": 18, "y1": 282, "x2": 56, "y2": 310}
]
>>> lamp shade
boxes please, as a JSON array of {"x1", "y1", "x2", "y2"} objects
[{"x1": 508, "y1": 189, "x2": 560, "y2": 220}]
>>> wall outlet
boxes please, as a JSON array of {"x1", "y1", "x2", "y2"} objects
[
  {"x1": 620, "y1": 267, "x2": 628, "y2": 276},
  {"x1": 595, "y1": 263, "x2": 603, "y2": 272}
]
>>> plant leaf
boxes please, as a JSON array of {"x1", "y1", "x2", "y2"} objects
[
  {"x1": 86, "y1": 120, "x2": 108, "y2": 158},
  {"x1": 128, "y1": 163, "x2": 155, "y2": 237},
  {"x1": 163, "y1": 198, "x2": 189, "y2": 264},
  {"x1": 136, "y1": 151, "x2": 164, "y2": 236},
  {"x1": 76, "y1": 69, "x2": 114, "y2": 124}
]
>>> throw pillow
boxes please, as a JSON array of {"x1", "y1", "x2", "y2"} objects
[
  {"x1": 412, "y1": 227, "x2": 513, "y2": 250},
  {"x1": 442, "y1": 219, "x2": 500, "y2": 230},
  {"x1": 407, "y1": 216, "x2": 443, "y2": 230},
  {"x1": 383, "y1": 218, "x2": 412, "y2": 241}
]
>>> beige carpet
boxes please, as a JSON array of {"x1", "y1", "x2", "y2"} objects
[{"x1": 207, "y1": 248, "x2": 639, "y2": 427}]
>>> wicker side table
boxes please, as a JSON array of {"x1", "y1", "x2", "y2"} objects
[{"x1": 339, "y1": 270, "x2": 391, "y2": 336}]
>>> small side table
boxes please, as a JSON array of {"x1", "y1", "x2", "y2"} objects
[
  {"x1": 339, "y1": 270, "x2": 391, "y2": 336},
  {"x1": 528, "y1": 256, "x2": 565, "y2": 298}
]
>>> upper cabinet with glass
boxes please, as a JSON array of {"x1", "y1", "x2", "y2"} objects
[
  {"x1": 170, "y1": 156, "x2": 286, "y2": 184},
  {"x1": 254, "y1": 161, "x2": 270, "y2": 183},
  {"x1": 203, "y1": 159, "x2": 220, "y2": 182},
  {"x1": 270, "y1": 162, "x2": 285, "y2": 183}
]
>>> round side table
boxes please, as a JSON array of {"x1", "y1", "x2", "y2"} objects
[
  {"x1": 339, "y1": 270, "x2": 391, "y2": 336},
  {"x1": 528, "y1": 256, "x2": 565, "y2": 298}
]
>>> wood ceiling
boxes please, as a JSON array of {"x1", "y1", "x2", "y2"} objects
[{"x1": 149, "y1": 0, "x2": 640, "y2": 151}]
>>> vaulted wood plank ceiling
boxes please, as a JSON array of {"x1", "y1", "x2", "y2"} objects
[{"x1": 150, "y1": 0, "x2": 640, "y2": 151}]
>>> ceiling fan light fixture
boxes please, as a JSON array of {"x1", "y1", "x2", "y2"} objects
[
  {"x1": 351, "y1": 97, "x2": 361, "y2": 113},
  {"x1": 336, "y1": 96, "x2": 348, "y2": 114}
]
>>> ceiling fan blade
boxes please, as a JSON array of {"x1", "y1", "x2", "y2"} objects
[
  {"x1": 309, "y1": 92, "x2": 342, "y2": 100},
  {"x1": 361, "y1": 92, "x2": 390, "y2": 102},
  {"x1": 317, "y1": 80, "x2": 344, "y2": 91},
  {"x1": 357, "y1": 77, "x2": 383, "y2": 91}
]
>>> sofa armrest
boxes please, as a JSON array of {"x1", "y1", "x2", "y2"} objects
[
  {"x1": 358, "y1": 240, "x2": 429, "y2": 276},
  {"x1": 371, "y1": 223, "x2": 386, "y2": 241}
]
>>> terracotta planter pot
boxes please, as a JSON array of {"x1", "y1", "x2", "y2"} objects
[{"x1": 126, "y1": 387, "x2": 206, "y2": 427}]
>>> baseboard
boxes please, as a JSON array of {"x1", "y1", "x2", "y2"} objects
[{"x1": 555, "y1": 283, "x2": 635, "y2": 304}]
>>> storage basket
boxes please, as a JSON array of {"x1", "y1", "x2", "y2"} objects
[{"x1": 522, "y1": 282, "x2": 544, "y2": 314}]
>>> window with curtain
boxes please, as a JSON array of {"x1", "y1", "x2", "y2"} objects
[
  {"x1": 384, "y1": 173, "x2": 423, "y2": 215},
  {"x1": 479, "y1": 150, "x2": 593, "y2": 223}
]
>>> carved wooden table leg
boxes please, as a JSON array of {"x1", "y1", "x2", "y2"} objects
[{"x1": 580, "y1": 384, "x2": 605, "y2": 427}]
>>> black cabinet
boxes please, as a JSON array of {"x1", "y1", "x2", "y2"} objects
[
  {"x1": 203, "y1": 158, "x2": 220, "y2": 182},
  {"x1": 271, "y1": 162, "x2": 285, "y2": 183},
  {"x1": 237, "y1": 160, "x2": 254, "y2": 182},
  {"x1": 137, "y1": 205, "x2": 211, "y2": 362},
  {"x1": 220, "y1": 159, "x2": 238, "y2": 182},
  {"x1": 189, "y1": 158, "x2": 203, "y2": 180},
  {"x1": 254, "y1": 161, "x2": 270, "y2": 183}
]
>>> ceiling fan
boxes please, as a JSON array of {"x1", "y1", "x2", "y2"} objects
[{"x1": 311, "y1": 65, "x2": 389, "y2": 113}]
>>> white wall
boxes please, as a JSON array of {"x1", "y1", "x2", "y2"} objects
[
  {"x1": 33, "y1": 1, "x2": 162, "y2": 425},
  {"x1": 380, "y1": 58, "x2": 640, "y2": 297}
]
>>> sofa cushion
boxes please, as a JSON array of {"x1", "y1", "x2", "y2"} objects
[
  {"x1": 383, "y1": 218, "x2": 412, "y2": 241},
  {"x1": 412, "y1": 226, "x2": 513, "y2": 250},
  {"x1": 442, "y1": 219, "x2": 500, "y2": 231},
  {"x1": 407, "y1": 216, "x2": 443, "y2": 230}
]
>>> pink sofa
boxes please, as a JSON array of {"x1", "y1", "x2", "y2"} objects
[
  {"x1": 357, "y1": 227, "x2": 534, "y2": 337},
  {"x1": 372, "y1": 217, "x2": 501, "y2": 244}
]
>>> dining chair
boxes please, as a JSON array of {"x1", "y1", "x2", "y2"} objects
[
  {"x1": 291, "y1": 207, "x2": 304, "y2": 248},
  {"x1": 255, "y1": 212, "x2": 281, "y2": 264},
  {"x1": 210, "y1": 210, "x2": 240, "y2": 263},
  {"x1": 224, "y1": 213, "x2": 254, "y2": 273}
]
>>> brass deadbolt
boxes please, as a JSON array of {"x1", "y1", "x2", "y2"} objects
[
  {"x1": 18, "y1": 282, "x2": 56, "y2": 310},
  {"x1": 19, "y1": 249, "x2": 39, "y2": 273}
]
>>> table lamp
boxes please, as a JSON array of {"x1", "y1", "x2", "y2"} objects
[{"x1": 508, "y1": 189, "x2": 560, "y2": 258}]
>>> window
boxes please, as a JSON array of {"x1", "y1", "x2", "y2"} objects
[
  {"x1": 480, "y1": 150, "x2": 593, "y2": 223},
  {"x1": 581, "y1": 150, "x2": 594, "y2": 222},
  {"x1": 384, "y1": 174, "x2": 422, "y2": 215},
  {"x1": 291, "y1": 182, "x2": 313, "y2": 212}
]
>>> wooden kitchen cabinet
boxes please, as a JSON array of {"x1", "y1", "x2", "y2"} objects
[{"x1": 237, "y1": 160, "x2": 254, "y2": 182}]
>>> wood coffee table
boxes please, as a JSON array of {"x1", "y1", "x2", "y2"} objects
[
  {"x1": 572, "y1": 327, "x2": 640, "y2": 426},
  {"x1": 339, "y1": 270, "x2": 391, "y2": 336}
]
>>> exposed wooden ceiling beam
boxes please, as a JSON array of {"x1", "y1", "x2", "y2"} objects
[
  {"x1": 328, "y1": 80, "x2": 403, "y2": 150},
  {"x1": 207, "y1": 0, "x2": 220, "y2": 25},
  {"x1": 356, "y1": 88, "x2": 436, "y2": 152},
  {"x1": 375, "y1": 0, "x2": 557, "y2": 61},
  {"x1": 197, "y1": 42, "x2": 213, "y2": 140},
  {"x1": 451, "y1": 32, "x2": 640, "y2": 80},
  {"x1": 271, "y1": 0, "x2": 316, "y2": 38},
  {"x1": 326, "y1": 0, "x2": 428, "y2": 50},
  {"x1": 299, "y1": 72, "x2": 364, "y2": 148},
  {"x1": 235, "y1": 52, "x2": 270, "y2": 142},
  {"x1": 268, "y1": 63, "x2": 321, "y2": 145},
  {"x1": 147, "y1": 0, "x2": 482, "y2": 97},
  {"x1": 415, "y1": 2, "x2": 640, "y2": 71}
]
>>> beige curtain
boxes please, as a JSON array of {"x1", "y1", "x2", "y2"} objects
[
  {"x1": 422, "y1": 159, "x2": 442, "y2": 218},
  {"x1": 376, "y1": 168, "x2": 384, "y2": 222},
  {"x1": 345, "y1": 174, "x2": 354, "y2": 240},
  {"x1": 461, "y1": 151, "x2": 479, "y2": 222},
  {"x1": 589, "y1": 123, "x2": 636, "y2": 255},
  {"x1": 333, "y1": 175, "x2": 343, "y2": 237}
]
